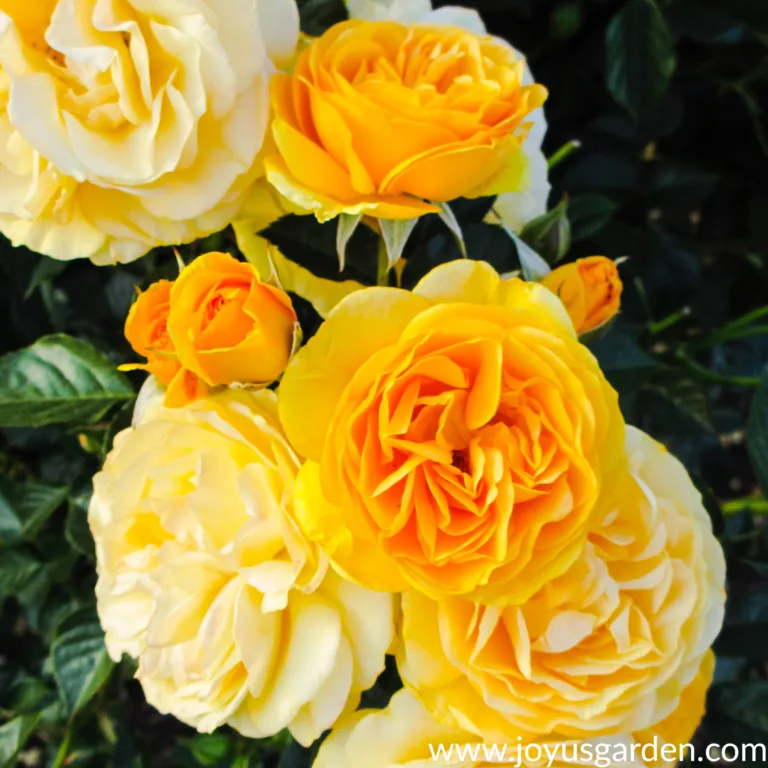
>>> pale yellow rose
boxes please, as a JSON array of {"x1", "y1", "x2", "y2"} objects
[
  {"x1": 0, "y1": 0, "x2": 299, "y2": 264},
  {"x1": 314, "y1": 654, "x2": 713, "y2": 768},
  {"x1": 314, "y1": 689, "x2": 647, "y2": 768},
  {"x1": 398, "y1": 426, "x2": 725, "y2": 743},
  {"x1": 89, "y1": 383, "x2": 393, "y2": 744}
]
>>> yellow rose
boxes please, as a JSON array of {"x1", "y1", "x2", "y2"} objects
[
  {"x1": 122, "y1": 280, "x2": 181, "y2": 387},
  {"x1": 397, "y1": 426, "x2": 725, "y2": 742},
  {"x1": 279, "y1": 259, "x2": 624, "y2": 601},
  {"x1": 542, "y1": 257, "x2": 623, "y2": 335},
  {"x1": 344, "y1": 0, "x2": 552, "y2": 233},
  {"x1": 264, "y1": 20, "x2": 547, "y2": 222},
  {"x1": 89, "y1": 385, "x2": 393, "y2": 744},
  {"x1": 634, "y1": 651, "x2": 715, "y2": 768},
  {"x1": 0, "y1": 0, "x2": 299, "y2": 264},
  {"x1": 167, "y1": 251, "x2": 298, "y2": 390},
  {"x1": 314, "y1": 659, "x2": 713, "y2": 768}
]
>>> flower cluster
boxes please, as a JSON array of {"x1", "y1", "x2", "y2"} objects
[
  {"x1": 91, "y1": 250, "x2": 725, "y2": 763},
  {"x1": 0, "y1": 0, "x2": 549, "y2": 264},
  {"x1": 9, "y1": 0, "x2": 719, "y2": 764}
]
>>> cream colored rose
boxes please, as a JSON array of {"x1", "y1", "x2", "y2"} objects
[
  {"x1": 0, "y1": 0, "x2": 299, "y2": 264},
  {"x1": 344, "y1": 0, "x2": 550, "y2": 231},
  {"x1": 89, "y1": 383, "x2": 393, "y2": 744},
  {"x1": 398, "y1": 426, "x2": 725, "y2": 742},
  {"x1": 314, "y1": 689, "x2": 647, "y2": 768}
]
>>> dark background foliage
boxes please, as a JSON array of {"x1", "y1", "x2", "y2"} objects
[{"x1": 0, "y1": 0, "x2": 767, "y2": 765}]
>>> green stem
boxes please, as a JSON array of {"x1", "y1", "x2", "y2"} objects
[
  {"x1": 722, "y1": 497, "x2": 768, "y2": 516},
  {"x1": 547, "y1": 140, "x2": 581, "y2": 170},
  {"x1": 724, "y1": 304, "x2": 768, "y2": 331},
  {"x1": 648, "y1": 307, "x2": 691, "y2": 335},
  {"x1": 673, "y1": 351, "x2": 761, "y2": 387},
  {"x1": 52, "y1": 727, "x2": 73, "y2": 768},
  {"x1": 689, "y1": 324, "x2": 768, "y2": 350}
]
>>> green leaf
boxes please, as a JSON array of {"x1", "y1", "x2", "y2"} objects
[
  {"x1": 0, "y1": 335, "x2": 134, "y2": 429},
  {"x1": 606, "y1": 0, "x2": 677, "y2": 120},
  {"x1": 502, "y1": 226, "x2": 551, "y2": 281},
  {"x1": 65, "y1": 494, "x2": 95, "y2": 559},
  {"x1": 277, "y1": 740, "x2": 316, "y2": 768},
  {"x1": 25, "y1": 257, "x2": 68, "y2": 300},
  {"x1": 336, "y1": 213, "x2": 363, "y2": 271},
  {"x1": 0, "y1": 713, "x2": 41, "y2": 768},
  {"x1": 187, "y1": 733, "x2": 232, "y2": 766},
  {"x1": 0, "y1": 549, "x2": 42, "y2": 596},
  {"x1": 747, "y1": 369, "x2": 768, "y2": 497},
  {"x1": 51, "y1": 619, "x2": 115, "y2": 717},
  {"x1": 694, "y1": 0, "x2": 768, "y2": 32},
  {"x1": 568, "y1": 195, "x2": 619, "y2": 241},
  {"x1": 519, "y1": 197, "x2": 571, "y2": 263},
  {"x1": 379, "y1": 218, "x2": 419, "y2": 271},
  {"x1": 715, "y1": 585, "x2": 768, "y2": 660},
  {"x1": 710, "y1": 682, "x2": 768, "y2": 733},
  {"x1": 435, "y1": 203, "x2": 468, "y2": 259},
  {"x1": 0, "y1": 477, "x2": 69, "y2": 543}
]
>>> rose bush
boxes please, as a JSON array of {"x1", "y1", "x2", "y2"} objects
[{"x1": 0, "y1": 0, "x2": 761, "y2": 765}]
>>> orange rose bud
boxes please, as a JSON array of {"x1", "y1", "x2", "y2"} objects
[
  {"x1": 541, "y1": 256, "x2": 623, "y2": 334},
  {"x1": 167, "y1": 252, "x2": 298, "y2": 388},
  {"x1": 122, "y1": 280, "x2": 181, "y2": 386}
]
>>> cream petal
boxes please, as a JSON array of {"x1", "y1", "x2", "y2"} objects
[
  {"x1": 7, "y1": 73, "x2": 87, "y2": 180},
  {"x1": 231, "y1": 592, "x2": 342, "y2": 737},
  {"x1": 289, "y1": 634, "x2": 354, "y2": 746},
  {"x1": 254, "y1": 0, "x2": 298, "y2": 70},
  {"x1": 320, "y1": 570, "x2": 394, "y2": 690},
  {"x1": 425, "y1": 6, "x2": 487, "y2": 34}
]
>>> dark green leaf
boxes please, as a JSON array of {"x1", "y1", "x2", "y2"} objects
[
  {"x1": 666, "y1": 1, "x2": 744, "y2": 43},
  {"x1": 51, "y1": 618, "x2": 114, "y2": 716},
  {"x1": 277, "y1": 740, "x2": 316, "y2": 768},
  {"x1": 0, "y1": 335, "x2": 134, "y2": 428},
  {"x1": 568, "y1": 195, "x2": 619, "y2": 241},
  {"x1": 747, "y1": 369, "x2": 768, "y2": 496},
  {"x1": 693, "y1": 0, "x2": 768, "y2": 32},
  {"x1": 519, "y1": 197, "x2": 571, "y2": 263},
  {"x1": 65, "y1": 495, "x2": 95, "y2": 559},
  {"x1": 25, "y1": 257, "x2": 68, "y2": 300},
  {"x1": 0, "y1": 549, "x2": 42, "y2": 596},
  {"x1": 188, "y1": 733, "x2": 232, "y2": 766},
  {"x1": 709, "y1": 682, "x2": 768, "y2": 733},
  {"x1": 715, "y1": 585, "x2": 768, "y2": 659},
  {"x1": 0, "y1": 713, "x2": 41, "y2": 768},
  {"x1": 606, "y1": 0, "x2": 677, "y2": 119},
  {"x1": 0, "y1": 477, "x2": 68, "y2": 543}
]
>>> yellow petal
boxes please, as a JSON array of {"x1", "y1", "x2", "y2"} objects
[
  {"x1": 279, "y1": 288, "x2": 430, "y2": 460},
  {"x1": 264, "y1": 154, "x2": 439, "y2": 222},
  {"x1": 232, "y1": 225, "x2": 363, "y2": 319},
  {"x1": 293, "y1": 462, "x2": 407, "y2": 592},
  {"x1": 413, "y1": 258, "x2": 504, "y2": 305}
]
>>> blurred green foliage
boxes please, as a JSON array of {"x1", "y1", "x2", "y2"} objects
[{"x1": 0, "y1": 0, "x2": 767, "y2": 765}]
